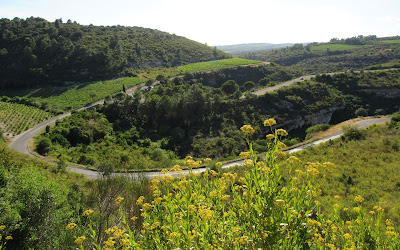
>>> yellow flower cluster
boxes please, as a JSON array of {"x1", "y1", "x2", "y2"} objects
[
  {"x1": 83, "y1": 209, "x2": 94, "y2": 216},
  {"x1": 266, "y1": 134, "x2": 275, "y2": 140},
  {"x1": 136, "y1": 196, "x2": 145, "y2": 206},
  {"x1": 239, "y1": 151, "x2": 251, "y2": 159},
  {"x1": 5, "y1": 236, "x2": 12, "y2": 241},
  {"x1": 184, "y1": 158, "x2": 202, "y2": 168},
  {"x1": 0, "y1": 225, "x2": 5, "y2": 230},
  {"x1": 240, "y1": 125, "x2": 255, "y2": 136},
  {"x1": 243, "y1": 159, "x2": 253, "y2": 168},
  {"x1": 373, "y1": 205, "x2": 385, "y2": 213},
  {"x1": 74, "y1": 236, "x2": 86, "y2": 244},
  {"x1": 354, "y1": 195, "x2": 364, "y2": 203},
  {"x1": 264, "y1": 118, "x2": 277, "y2": 127},
  {"x1": 287, "y1": 156, "x2": 302, "y2": 165},
  {"x1": 65, "y1": 223, "x2": 77, "y2": 230},
  {"x1": 114, "y1": 196, "x2": 124, "y2": 205},
  {"x1": 276, "y1": 128, "x2": 288, "y2": 137}
]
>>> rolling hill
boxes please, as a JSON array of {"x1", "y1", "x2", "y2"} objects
[{"x1": 0, "y1": 17, "x2": 231, "y2": 89}]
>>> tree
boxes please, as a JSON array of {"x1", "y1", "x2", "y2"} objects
[
  {"x1": 221, "y1": 80, "x2": 239, "y2": 96},
  {"x1": 244, "y1": 81, "x2": 255, "y2": 91},
  {"x1": 233, "y1": 90, "x2": 243, "y2": 99},
  {"x1": 146, "y1": 79, "x2": 153, "y2": 87},
  {"x1": 36, "y1": 137, "x2": 51, "y2": 155}
]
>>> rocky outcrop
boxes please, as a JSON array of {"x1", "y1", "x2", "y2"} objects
[{"x1": 279, "y1": 105, "x2": 344, "y2": 131}]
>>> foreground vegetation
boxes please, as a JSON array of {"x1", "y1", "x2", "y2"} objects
[
  {"x1": 61, "y1": 120, "x2": 400, "y2": 249},
  {"x1": 2, "y1": 114, "x2": 400, "y2": 249}
]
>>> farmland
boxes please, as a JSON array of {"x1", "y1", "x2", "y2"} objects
[
  {"x1": 0, "y1": 77, "x2": 144, "y2": 113},
  {"x1": 381, "y1": 39, "x2": 400, "y2": 44},
  {"x1": 0, "y1": 102, "x2": 52, "y2": 136},
  {"x1": 310, "y1": 44, "x2": 362, "y2": 52},
  {"x1": 177, "y1": 58, "x2": 263, "y2": 73}
]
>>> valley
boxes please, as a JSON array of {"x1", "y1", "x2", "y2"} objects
[{"x1": 0, "y1": 17, "x2": 400, "y2": 249}]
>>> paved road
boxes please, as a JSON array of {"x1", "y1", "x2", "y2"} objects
[{"x1": 247, "y1": 68, "x2": 399, "y2": 98}]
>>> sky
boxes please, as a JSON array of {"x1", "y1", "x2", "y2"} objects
[{"x1": 1, "y1": 0, "x2": 399, "y2": 45}]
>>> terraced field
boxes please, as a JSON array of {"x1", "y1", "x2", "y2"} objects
[{"x1": 0, "y1": 102, "x2": 52, "y2": 136}]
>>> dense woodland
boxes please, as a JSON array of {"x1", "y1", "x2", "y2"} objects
[{"x1": 0, "y1": 17, "x2": 230, "y2": 89}]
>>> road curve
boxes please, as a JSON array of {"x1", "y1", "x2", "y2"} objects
[{"x1": 6, "y1": 68, "x2": 395, "y2": 179}]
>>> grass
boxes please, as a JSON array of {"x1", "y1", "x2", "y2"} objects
[
  {"x1": 177, "y1": 58, "x2": 263, "y2": 73},
  {"x1": 380, "y1": 39, "x2": 400, "y2": 44},
  {"x1": 311, "y1": 44, "x2": 362, "y2": 52},
  {"x1": 0, "y1": 102, "x2": 52, "y2": 136},
  {"x1": 0, "y1": 77, "x2": 144, "y2": 113}
]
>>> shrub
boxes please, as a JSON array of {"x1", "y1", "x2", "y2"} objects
[{"x1": 342, "y1": 125, "x2": 365, "y2": 141}]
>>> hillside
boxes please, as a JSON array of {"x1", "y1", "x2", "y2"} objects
[
  {"x1": 0, "y1": 17, "x2": 231, "y2": 89},
  {"x1": 239, "y1": 36, "x2": 400, "y2": 73}
]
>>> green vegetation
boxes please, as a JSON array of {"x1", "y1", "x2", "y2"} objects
[
  {"x1": 59, "y1": 122, "x2": 400, "y2": 249},
  {"x1": 381, "y1": 39, "x2": 400, "y2": 44},
  {"x1": 291, "y1": 121, "x2": 400, "y2": 223},
  {"x1": 0, "y1": 17, "x2": 230, "y2": 89},
  {"x1": 310, "y1": 44, "x2": 361, "y2": 52},
  {"x1": 240, "y1": 35, "x2": 400, "y2": 74},
  {"x1": 0, "y1": 77, "x2": 143, "y2": 113},
  {"x1": 305, "y1": 123, "x2": 331, "y2": 139},
  {"x1": 36, "y1": 110, "x2": 179, "y2": 170},
  {"x1": 177, "y1": 58, "x2": 262, "y2": 73},
  {"x1": 0, "y1": 101, "x2": 51, "y2": 135}
]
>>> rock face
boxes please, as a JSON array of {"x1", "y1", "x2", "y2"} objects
[{"x1": 280, "y1": 105, "x2": 344, "y2": 131}]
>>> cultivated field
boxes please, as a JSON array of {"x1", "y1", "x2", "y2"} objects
[
  {"x1": 177, "y1": 58, "x2": 263, "y2": 73},
  {"x1": 0, "y1": 102, "x2": 52, "y2": 136},
  {"x1": 311, "y1": 44, "x2": 362, "y2": 52}
]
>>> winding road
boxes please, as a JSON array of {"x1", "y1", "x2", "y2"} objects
[{"x1": 7, "y1": 69, "x2": 394, "y2": 180}]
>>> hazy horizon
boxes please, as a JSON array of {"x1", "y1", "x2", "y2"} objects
[{"x1": 1, "y1": 0, "x2": 399, "y2": 46}]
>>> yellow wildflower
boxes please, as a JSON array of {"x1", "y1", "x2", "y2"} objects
[
  {"x1": 142, "y1": 203, "x2": 153, "y2": 211},
  {"x1": 239, "y1": 151, "x2": 251, "y2": 159},
  {"x1": 287, "y1": 156, "x2": 302, "y2": 165},
  {"x1": 152, "y1": 197, "x2": 162, "y2": 205},
  {"x1": 215, "y1": 162, "x2": 222, "y2": 168},
  {"x1": 276, "y1": 128, "x2": 288, "y2": 137},
  {"x1": 66, "y1": 223, "x2": 77, "y2": 230},
  {"x1": 104, "y1": 238, "x2": 116, "y2": 247},
  {"x1": 264, "y1": 118, "x2": 277, "y2": 127},
  {"x1": 136, "y1": 196, "x2": 145, "y2": 206},
  {"x1": 266, "y1": 134, "x2": 275, "y2": 140},
  {"x1": 354, "y1": 195, "x2": 364, "y2": 203},
  {"x1": 343, "y1": 233, "x2": 351, "y2": 240},
  {"x1": 243, "y1": 159, "x2": 253, "y2": 167},
  {"x1": 5, "y1": 236, "x2": 13, "y2": 241},
  {"x1": 203, "y1": 158, "x2": 212, "y2": 163},
  {"x1": 83, "y1": 209, "x2": 94, "y2": 216},
  {"x1": 0, "y1": 225, "x2": 5, "y2": 230},
  {"x1": 114, "y1": 196, "x2": 124, "y2": 205},
  {"x1": 240, "y1": 125, "x2": 255, "y2": 136},
  {"x1": 334, "y1": 195, "x2": 341, "y2": 199},
  {"x1": 353, "y1": 207, "x2": 361, "y2": 212},
  {"x1": 74, "y1": 236, "x2": 86, "y2": 244}
]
